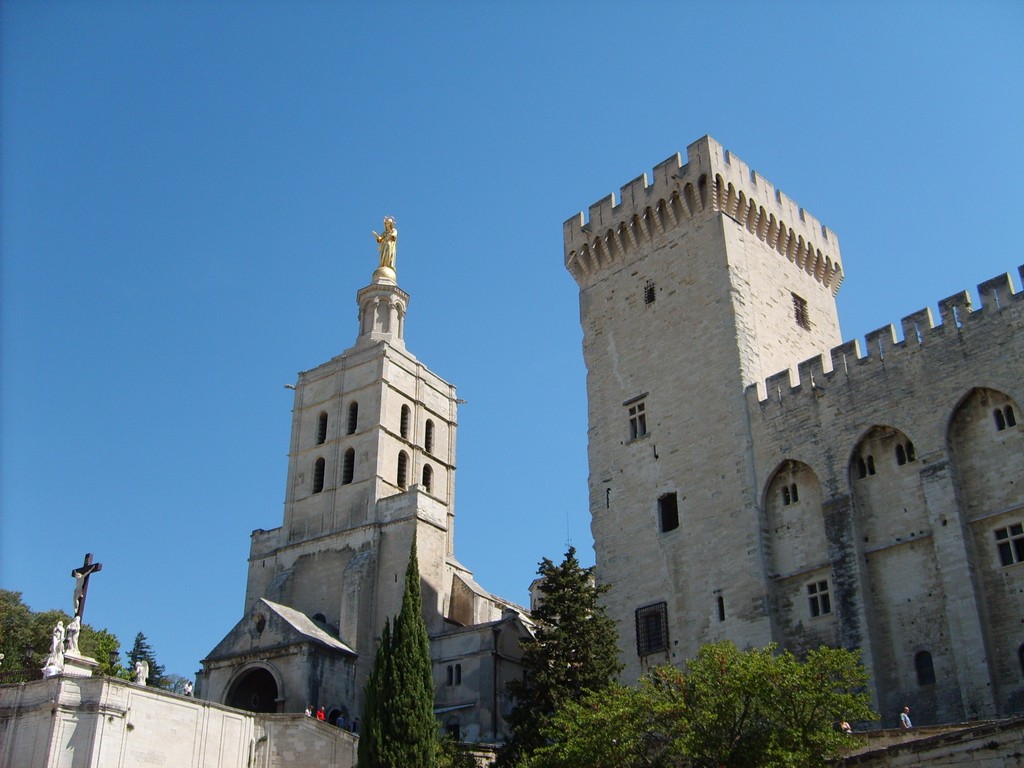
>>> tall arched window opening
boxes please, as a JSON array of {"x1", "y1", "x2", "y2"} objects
[
  {"x1": 312, "y1": 458, "x2": 326, "y2": 494},
  {"x1": 397, "y1": 451, "x2": 408, "y2": 488},
  {"x1": 342, "y1": 448, "x2": 355, "y2": 485},
  {"x1": 347, "y1": 402, "x2": 358, "y2": 435}
]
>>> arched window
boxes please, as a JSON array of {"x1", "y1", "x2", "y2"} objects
[
  {"x1": 915, "y1": 650, "x2": 936, "y2": 686},
  {"x1": 782, "y1": 486, "x2": 791, "y2": 505},
  {"x1": 397, "y1": 451, "x2": 408, "y2": 488},
  {"x1": 995, "y1": 408, "x2": 1007, "y2": 431},
  {"x1": 895, "y1": 444, "x2": 906, "y2": 465},
  {"x1": 342, "y1": 448, "x2": 355, "y2": 485},
  {"x1": 790, "y1": 483, "x2": 799, "y2": 503},
  {"x1": 317, "y1": 412, "x2": 328, "y2": 445},
  {"x1": 347, "y1": 402, "x2": 358, "y2": 435},
  {"x1": 906, "y1": 441, "x2": 916, "y2": 461},
  {"x1": 312, "y1": 457, "x2": 326, "y2": 494},
  {"x1": 857, "y1": 458, "x2": 867, "y2": 479},
  {"x1": 425, "y1": 419, "x2": 435, "y2": 454},
  {"x1": 866, "y1": 455, "x2": 876, "y2": 475},
  {"x1": 400, "y1": 405, "x2": 410, "y2": 439},
  {"x1": 1006, "y1": 406, "x2": 1018, "y2": 428},
  {"x1": 422, "y1": 464, "x2": 433, "y2": 493}
]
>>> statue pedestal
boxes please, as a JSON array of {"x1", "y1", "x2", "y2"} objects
[
  {"x1": 62, "y1": 653, "x2": 99, "y2": 678},
  {"x1": 372, "y1": 266, "x2": 396, "y2": 285}
]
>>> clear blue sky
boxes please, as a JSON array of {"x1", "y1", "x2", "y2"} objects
[{"x1": 3, "y1": 1, "x2": 1022, "y2": 679}]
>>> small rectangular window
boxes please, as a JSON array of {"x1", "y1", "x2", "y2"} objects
[
  {"x1": 807, "y1": 579, "x2": 831, "y2": 617},
  {"x1": 635, "y1": 602, "x2": 669, "y2": 656},
  {"x1": 628, "y1": 400, "x2": 647, "y2": 440},
  {"x1": 644, "y1": 280, "x2": 656, "y2": 305},
  {"x1": 659, "y1": 493, "x2": 679, "y2": 532},
  {"x1": 995, "y1": 524, "x2": 1024, "y2": 566},
  {"x1": 792, "y1": 293, "x2": 811, "y2": 330}
]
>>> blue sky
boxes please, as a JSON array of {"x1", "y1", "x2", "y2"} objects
[{"x1": 3, "y1": 1, "x2": 1022, "y2": 679}]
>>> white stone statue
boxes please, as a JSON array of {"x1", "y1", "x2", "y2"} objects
[
  {"x1": 133, "y1": 659, "x2": 149, "y2": 685},
  {"x1": 73, "y1": 573, "x2": 86, "y2": 615},
  {"x1": 372, "y1": 216, "x2": 397, "y2": 270},
  {"x1": 42, "y1": 621, "x2": 66, "y2": 676},
  {"x1": 64, "y1": 615, "x2": 81, "y2": 655}
]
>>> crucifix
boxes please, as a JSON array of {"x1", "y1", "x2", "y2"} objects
[{"x1": 71, "y1": 553, "x2": 103, "y2": 620}]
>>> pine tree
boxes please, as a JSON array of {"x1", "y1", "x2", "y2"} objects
[
  {"x1": 500, "y1": 546, "x2": 623, "y2": 765},
  {"x1": 127, "y1": 631, "x2": 166, "y2": 688},
  {"x1": 358, "y1": 535, "x2": 437, "y2": 768}
]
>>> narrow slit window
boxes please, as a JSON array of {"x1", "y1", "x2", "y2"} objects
[
  {"x1": 422, "y1": 464, "x2": 433, "y2": 493},
  {"x1": 717, "y1": 595, "x2": 725, "y2": 622}
]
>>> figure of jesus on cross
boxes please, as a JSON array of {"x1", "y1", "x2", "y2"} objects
[{"x1": 71, "y1": 553, "x2": 103, "y2": 620}]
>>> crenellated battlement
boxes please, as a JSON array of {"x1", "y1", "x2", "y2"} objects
[
  {"x1": 564, "y1": 135, "x2": 844, "y2": 294},
  {"x1": 748, "y1": 267, "x2": 1024, "y2": 405}
]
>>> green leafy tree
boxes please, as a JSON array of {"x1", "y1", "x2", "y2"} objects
[
  {"x1": 533, "y1": 641, "x2": 875, "y2": 768},
  {"x1": 128, "y1": 631, "x2": 167, "y2": 689},
  {"x1": 0, "y1": 590, "x2": 124, "y2": 678},
  {"x1": 500, "y1": 546, "x2": 623, "y2": 766},
  {"x1": 358, "y1": 536, "x2": 437, "y2": 768}
]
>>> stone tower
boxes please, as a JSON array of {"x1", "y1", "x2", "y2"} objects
[
  {"x1": 564, "y1": 135, "x2": 845, "y2": 682},
  {"x1": 200, "y1": 230, "x2": 526, "y2": 736}
]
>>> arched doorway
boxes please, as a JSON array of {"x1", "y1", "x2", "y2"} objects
[{"x1": 225, "y1": 667, "x2": 278, "y2": 713}]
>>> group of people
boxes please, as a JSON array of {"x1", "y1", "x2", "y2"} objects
[
  {"x1": 839, "y1": 706, "x2": 913, "y2": 734},
  {"x1": 304, "y1": 705, "x2": 358, "y2": 733}
]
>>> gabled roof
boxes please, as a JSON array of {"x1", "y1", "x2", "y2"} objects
[{"x1": 259, "y1": 599, "x2": 356, "y2": 655}]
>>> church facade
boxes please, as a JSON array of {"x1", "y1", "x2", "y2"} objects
[
  {"x1": 197, "y1": 241, "x2": 529, "y2": 744},
  {"x1": 564, "y1": 135, "x2": 1024, "y2": 727}
]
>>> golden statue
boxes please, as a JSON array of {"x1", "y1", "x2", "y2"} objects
[{"x1": 373, "y1": 217, "x2": 397, "y2": 271}]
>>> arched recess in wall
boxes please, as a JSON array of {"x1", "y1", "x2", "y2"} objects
[
  {"x1": 224, "y1": 662, "x2": 282, "y2": 713},
  {"x1": 762, "y1": 460, "x2": 837, "y2": 651},
  {"x1": 849, "y1": 425, "x2": 927, "y2": 547},
  {"x1": 947, "y1": 387, "x2": 1024, "y2": 705},
  {"x1": 763, "y1": 460, "x2": 826, "y2": 579},
  {"x1": 849, "y1": 424, "x2": 950, "y2": 722},
  {"x1": 948, "y1": 387, "x2": 1024, "y2": 526}
]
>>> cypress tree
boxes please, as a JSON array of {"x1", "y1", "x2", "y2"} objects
[
  {"x1": 359, "y1": 535, "x2": 437, "y2": 768},
  {"x1": 358, "y1": 619, "x2": 391, "y2": 768}
]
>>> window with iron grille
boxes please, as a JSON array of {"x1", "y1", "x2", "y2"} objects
[{"x1": 635, "y1": 602, "x2": 669, "y2": 656}]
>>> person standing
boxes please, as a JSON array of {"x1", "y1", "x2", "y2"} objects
[{"x1": 900, "y1": 706, "x2": 912, "y2": 728}]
